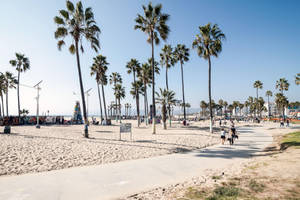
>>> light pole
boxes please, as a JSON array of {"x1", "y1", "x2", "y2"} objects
[
  {"x1": 34, "y1": 80, "x2": 43, "y2": 128},
  {"x1": 84, "y1": 88, "x2": 92, "y2": 124}
]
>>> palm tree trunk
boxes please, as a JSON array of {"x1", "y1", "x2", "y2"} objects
[
  {"x1": 145, "y1": 85, "x2": 148, "y2": 125},
  {"x1": 166, "y1": 66, "x2": 171, "y2": 127},
  {"x1": 180, "y1": 61, "x2": 186, "y2": 124},
  {"x1": 75, "y1": 41, "x2": 88, "y2": 137},
  {"x1": 1, "y1": 95, "x2": 4, "y2": 118},
  {"x1": 134, "y1": 72, "x2": 140, "y2": 127},
  {"x1": 208, "y1": 55, "x2": 213, "y2": 133},
  {"x1": 6, "y1": 90, "x2": 8, "y2": 117},
  {"x1": 97, "y1": 83, "x2": 103, "y2": 123},
  {"x1": 118, "y1": 98, "x2": 121, "y2": 123},
  {"x1": 17, "y1": 70, "x2": 20, "y2": 119},
  {"x1": 162, "y1": 105, "x2": 167, "y2": 130},
  {"x1": 151, "y1": 32, "x2": 156, "y2": 134},
  {"x1": 256, "y1": 88, "x2": 258, "y2": 118},
  {"x1": 101, "y1": 84, "x2": 107, "y2": 122}
]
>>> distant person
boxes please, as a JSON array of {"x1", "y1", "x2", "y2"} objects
[
  {"x1": 220, "y1": 128, "x2": 226, "y2": 145},
  {"x1": 280, "y1": 120, "x2": 284, "y2": 127},
  {"x1": 219, "y1": 119, "x2": 222, "y2": 126},
  {"x1": 224, "y1": 120, "x2": 227, "y2": 126},
  {"x1": 286, "y1": 119, "x2": 290, "y2": 127},
  {"x1": 229, "y1": 125, "x2": 236, "y2": 145}
]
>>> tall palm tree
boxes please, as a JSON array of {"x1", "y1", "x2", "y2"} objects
[
  {"x1": 126, "y1": 59, "x2": 141, "y2": 126},
  {"x1": 232, "y1": 101, "x2": 239, "y2": 117},
  {"x1": 114, "y1": 84, "x2": 125, "y2": 122},
  {"x1": 244, "y1": 101, "x2": 250, "y2": 116},
  {"x1": 218, "y1": 99, "x2": 224, "y2": 117},
  {"x1": 54, "y1": 1, "x2": 100, "y2": 137},
  {"x1": 276, "y1": 78, "x2": 289, "y2": 95},
  {"x1": 238, "y1": 102, "x2": 244, "y2": 116},
  {"x1": 275, "y1": 93, "x2": 288, "y2": 120},
  {"x1": 265, "y1": 90, "x2": 273, "y2": 118},
  {"x1": 253, "y1": 80, "x2": 263, "y2": 117},
  {"x1": 155, "y1": 88, "x2": 176, "y2": 130},
  {"x1": 0, "y1": 74, "x2": 5, "y2": 118},
  {"x1": 223, "y1": 101, "x2": 228, "y2": 117},
  {"x1": 192, "y1": 23, "x2": 225, "y2": 133},
  {"x1": 174, "y1": 44, "x2": 189, "y2": 124},
  {"x1": 9, "y1": 53, "x2": 30, "y2": 119},
  {"x1": 1, "y1": 72, "x2": 17, "y2": 117},
  {"x1": 135, "y1": 2, "x2": 170, "y2": 134},
  {"x1": 91, "y1": 55, "x2": 109, "y2": 123},
  {"x1": 296, "y1": 73, "x2": 300, "y2": 85},
  {"x1": 109, "y1": 72, "x2": 122, "y2": 122},
  {"x1": 200, "y1": 100, "x2": 208, "y2": 117},
  {"x1": 160, "y1": 45, "x2": 174, "y2": 127},
  {"x1": 138, "y1": 63, "x2": 151, "y2": 125}
]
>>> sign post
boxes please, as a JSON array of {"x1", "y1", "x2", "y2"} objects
[{"x1": 119, "y1": 123, "x2": 132, "y2": 141}]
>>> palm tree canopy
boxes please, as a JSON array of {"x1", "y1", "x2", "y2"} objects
[
  {"x1": 1, "y1": 72, "x2": 17, "y2": 92},
  {"x1": 138, "y1": 63, "x2": 152, "y2": 86},
  {"x1": 160, "y1": 45, "x2": 175, "y2": 69},
  {"x1": 130, "y1": 80, "x2": 143, "y2": 97},
  {"x1": 253, "y1": 80, "x2": 263, "y2": 89},
  {"x1": 276, "y1": 78, "x2": 289, "y2": 92},
  {"x1": 275, "y1": 93, "x2": 288, "y2": 107},
  {"x1": 134, "y1": 2, "x2": 170, "y2": 45},
  {"x1": 9, "y1": 53, "x2": 30, "y2": 72},
  {"x1": 114, "y1": 84, "x2": 125, "y2": 100},
  {"x1": 54, "y1": 0, "x2": 101, "y2": 54},
  {"x1": 109, "y1": 72, "x2": 122, "y2": 85},
  {"x1": 192, "y1": 23, "x2": 225, "y2": 59},
  {"x1": 266, "y1": 90, "x2": 273, "y2": 97},
  {"x1": 174, "y1": 44, "x2": 189, "y2": 64},
  {"x1": 200, "y1": 100, "x2": 208, "y2": 109},
  {"x1": 155, "y1": 88, "x2": 176, "y2": 106},
  {"x1": 90, "y1": 54, "x2": 108, "y2": 84},
  {"x1": 126, "y1": 59, "x2": 141, "y2": 75}
]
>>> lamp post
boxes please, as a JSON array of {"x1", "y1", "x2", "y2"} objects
[{"x1": 34, "y1": 80, "x2": 43, "y2": 128}]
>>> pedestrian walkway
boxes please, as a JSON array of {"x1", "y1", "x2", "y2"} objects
[{"x1": 0, "y1": 126, "x2": 272, "y2": 200}]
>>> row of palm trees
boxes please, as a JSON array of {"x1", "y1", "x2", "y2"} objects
[{"x1": 0, "y1": 53, "x2": 30, "y2": 121}]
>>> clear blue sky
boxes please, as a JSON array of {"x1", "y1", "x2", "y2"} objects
[{"x1": 0, "y1": 0, "x2": 299, "y2": 115}]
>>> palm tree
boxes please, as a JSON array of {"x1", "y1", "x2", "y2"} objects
[
  {"x1": 296, "y1": 73, "x2": 300, "y2": 85},
  {"x1": 232, "y1": 101, "x2": 239, "y2": 117},
  {"x1": 244, "y1": 101, "x2": 250, "y2": 116},
  {"x1": 54, "y1": 1, "x2": 101, "y2": 137},
  {"x1": 223, "y1": 101, "x2": 228, "y2": 117},
  {"x1": 114, "y1": 84, "x2": 125, "y2": 122},
  {"x1": 192, "y1": 23, "x2": 225, "y2": 133},
  {"x1": 126, "y1": 59, "x2": 141, "y2": 126},
  {"x1": 218, "y1": 99, "x2": 224, "y2": 117},
  {"x1": 238, "y1": 102, "x2": 244, "y2": 116},
  {"x1": 135, "y1": 2, "x2": 170, "y2": 134},
  {"x1": 0, "y1": 74, "x2": 5, "y2": 118},
  {"x1": 138, "y1": 63, "x2": 152, "y2": 125},
  {"x1": 1, "y1": 72, "x2": 17, "y2": 117},
  {"x1": 156, "y1": 88, "x2": 176, "y2": 130},
  {"x1": 200, "y1": 100, "x2": 208, "y2": 117},
  {"x1": 275, "y1": 93, "x2": 288, "y2": 120},
  {"x1": 91, "y1": 55, "x2": 109, "y2": 123},
  {"x1": 109, "y1": 72, "x2": 122, "y2": 122},
  {"x1": 174, "y1": 44, "x2": 189, "y2": 124},
  {"x1": 9, "y1": 53, "x2": 30, "y2": 119},
  {"x1": 265, "y1": 90, "x2": 273, "y2": 118},
  {"x1": 253, "y1": 80, "x2": 263, "y2": 117},
  {"x1": 276, "y1": 78, "x2": 289, "y2": 95},
  {"x1": 160, "y1": 45, "x2": 174, "y2": 127}
]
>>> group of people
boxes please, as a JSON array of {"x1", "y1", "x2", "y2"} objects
[{"x1": 220, "y1": 121, "x2": 238, "y2": 145}]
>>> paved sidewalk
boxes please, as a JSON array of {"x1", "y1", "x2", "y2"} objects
[{"x1": 0, "y1": 126, "x2": 272, "y2": 200}]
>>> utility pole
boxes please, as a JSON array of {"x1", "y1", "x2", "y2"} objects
[{"x1": 34, "y1": 80, "x2": 42, "y2": 128}]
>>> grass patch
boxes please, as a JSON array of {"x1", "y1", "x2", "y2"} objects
[
  {"x1": 280, "y1": 131, "x2": 300, "y2": 150},
  {"x1": 206, "y1": 186, "x2": 240, "y2": 200},
  {"x1": 212, "y1": 175, "x2": 222, "y2": 180},
  {"x1": 248, "y1": 179, "x2": 265, "y2": 192}
]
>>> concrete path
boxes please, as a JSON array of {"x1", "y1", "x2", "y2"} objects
[{"x1": 0, "y1": 126, "x2": 272, "y2": 200}]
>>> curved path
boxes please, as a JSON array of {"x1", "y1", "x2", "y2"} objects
[{"x1": 0, "y1": 126, "x2": 272, "y2": 200}]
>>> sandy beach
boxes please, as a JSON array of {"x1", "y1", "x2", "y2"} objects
[{"x1": 0, "y1": 120, "x2": 221, "y2": 176}]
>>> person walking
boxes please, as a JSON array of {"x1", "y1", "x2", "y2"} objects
[
  {"x1": 220, "y1": 128, "x2": 226, "y2": 145},
  {"x1": 286, "y1": 119, "x2": 290, "y2": 127}
]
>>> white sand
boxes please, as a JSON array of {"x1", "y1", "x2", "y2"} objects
[{"x1": 0, "y1": 120, "x2": 220, "y2": 176}]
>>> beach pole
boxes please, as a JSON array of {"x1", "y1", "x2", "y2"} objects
[{"x1": 34, "y1": 81, "x2": 42, "y2": 129}]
